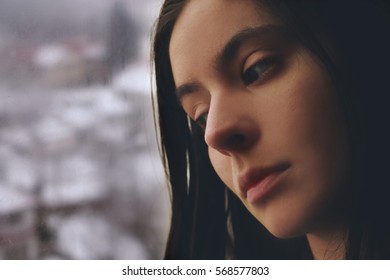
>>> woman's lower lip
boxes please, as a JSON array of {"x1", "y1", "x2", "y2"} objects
[{"x1": 246, "y1": 171, "x2": 285, "y2": 204}]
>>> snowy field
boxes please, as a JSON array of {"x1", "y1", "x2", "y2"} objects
[{"x1": 0, "y1": 0, "x2": 169, "y2": 259}]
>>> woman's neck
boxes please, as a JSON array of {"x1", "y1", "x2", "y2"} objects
[{"x1": 306, "y1": 226, "x2": 347, "y2": 260}]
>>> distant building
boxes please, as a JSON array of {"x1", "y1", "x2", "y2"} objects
[
  {"x1": 34, "y1": 39, "x2": 108, "y2": 88},
  {"x1": 0, "y1": 186, "x2": 38, "y2": 259}
]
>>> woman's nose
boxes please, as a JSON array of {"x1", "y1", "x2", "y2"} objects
[{"x1": 204, "y1": 99, "x2": 260, "y2": 156}]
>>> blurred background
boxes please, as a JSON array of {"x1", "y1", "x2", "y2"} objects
[{"x1": 0, "y1": 0, "x2": 170, "y2": 259}]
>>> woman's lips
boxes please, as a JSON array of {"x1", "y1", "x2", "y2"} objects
[{"x1": 239, "y1": 162, "x2": 290, "y2": 204}]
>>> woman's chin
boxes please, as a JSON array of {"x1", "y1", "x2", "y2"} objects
[
  {"x1": 266, "y1": 225, "x2": 304, "y2": 239},
  {"x1": 255, "y1": 214, "x2": 308, "y2": 239}
]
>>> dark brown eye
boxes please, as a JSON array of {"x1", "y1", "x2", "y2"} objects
[
  {"x1": 195, "y1": 112, "x2": 208, "y2": 131},
  {"x1": 242, "y1": 56, "x2": 279, "y2": 85}
]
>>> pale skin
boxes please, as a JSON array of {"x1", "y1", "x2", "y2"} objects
[{"x1": 169, "y1": 0, "x2": 350, "y2": 259}]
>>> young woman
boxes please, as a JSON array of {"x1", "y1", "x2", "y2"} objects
[{"x1": 152, "y1": 0, "x2": 390, "y2": 259}]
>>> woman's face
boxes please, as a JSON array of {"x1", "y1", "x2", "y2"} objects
[{"x1": 169, "y1": 0, "x2": 349, "y2": 238}]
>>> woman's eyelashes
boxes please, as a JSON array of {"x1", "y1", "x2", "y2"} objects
[
  {"x1": 242, "y1": 55, "x2": 280, "y2": 86},
  {"x1": 195, "y1": 112, "x2": 208, "y2": 131}
]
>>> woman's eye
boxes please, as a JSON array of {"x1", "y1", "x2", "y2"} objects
[
  {"x1": 242, "y1": 56, "x2": 279, "y2": 85},
  {"x1": 195, "y1": 112, "x2": 208, "y2": 131}
]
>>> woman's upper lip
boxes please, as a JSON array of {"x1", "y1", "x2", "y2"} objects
[{"x1": 238, "y1": 162, "x2": 291, "y2": 197}]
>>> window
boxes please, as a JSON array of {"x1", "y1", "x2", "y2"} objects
[{"x1": 0, "y1": 0, "x2": 168, "y2": 259}]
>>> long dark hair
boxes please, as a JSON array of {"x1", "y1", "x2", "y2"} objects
[{"x1": 152, "y1": 0, "x2": 390, "y2": 259}]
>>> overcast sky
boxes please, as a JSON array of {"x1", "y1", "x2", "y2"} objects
[
  {"x1": 0, "y1": 0, "x2": 110, "y2": 40},
  {"x1": 0, "y1": 0, "x2": 161, "y2": 41}
]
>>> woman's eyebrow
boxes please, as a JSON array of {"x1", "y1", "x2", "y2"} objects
[
  {"x1": 215, "y1": 24, "x2": 290, "y2": 71},
  {"x1": 175, "y1": 81, "x2": 201, "y2": 101}
]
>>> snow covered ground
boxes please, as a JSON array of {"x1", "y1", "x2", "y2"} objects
[
  {"x1": 0, "y1": 0, "x2": 169, "y2": 260},
  {"x1": 0, "y1": 67, "x2": 169, "y2": 259}
]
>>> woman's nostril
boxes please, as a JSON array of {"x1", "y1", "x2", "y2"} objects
[
  {"x1": 220, "y1": 133, "x2": 254, "y2": 152},
  {"x1": 204, "y1": 115, "x2": 260, "y2": 153},
  {"x1": 228, "y1": 133, "x2": 246, "y2": 147}
]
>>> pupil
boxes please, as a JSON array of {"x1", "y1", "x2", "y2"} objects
[{"x1": 246, "y1": 68, "x2": 259, "y2": 83}]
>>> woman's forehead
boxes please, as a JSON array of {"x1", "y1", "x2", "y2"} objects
[
  {"x1": 169, "y1": 0, "x2": 280, "y2": 85},
  {"x1": 170, "y1": 0, "x2": 277, "y2": 47}
]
